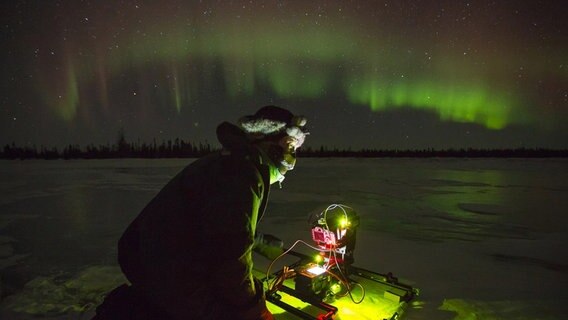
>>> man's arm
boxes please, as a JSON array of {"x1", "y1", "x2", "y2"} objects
[{"x1": 200, "y1": 165, "x2": 269, "y2": 318}]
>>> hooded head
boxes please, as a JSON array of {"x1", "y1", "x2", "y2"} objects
[{"x1": 238, "y1": 106, "x2": 308, "y2": 184}]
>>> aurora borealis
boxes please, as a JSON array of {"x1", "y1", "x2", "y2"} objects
[{"x1": 2, "y1": 1, "x2": 567, "y2": 149}]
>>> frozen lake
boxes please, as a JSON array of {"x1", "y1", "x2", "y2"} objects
[{"x1": 1, "y1": 158, "x2": 567, "y2": 319}]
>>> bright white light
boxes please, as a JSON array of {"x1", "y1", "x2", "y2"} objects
[{"x1": 307, "y1": 266, "x2": 327, "y2": 275}]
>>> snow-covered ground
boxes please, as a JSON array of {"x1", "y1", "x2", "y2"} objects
[{"x1": 0, "y1": 158, "x2": 567, "y2": 319}]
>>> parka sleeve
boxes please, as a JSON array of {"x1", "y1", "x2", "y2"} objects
[{"x1": 199, "y1": 163, "x2": 268, "y2": 317}]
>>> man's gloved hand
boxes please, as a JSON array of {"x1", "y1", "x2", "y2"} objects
[{"x1": 253, "y1": 233, "x2": 284, "y2": 260}]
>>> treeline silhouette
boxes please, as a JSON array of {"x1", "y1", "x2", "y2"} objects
[
  {"x1": 300, "y1": 147, "x2": 567, "y2": 158},
  {"x1": 1, "y1": 139, "x2": 567, "y2": 159},
  {"x1": 1, "y1": 138, "x2": 214, "y2": 160}
]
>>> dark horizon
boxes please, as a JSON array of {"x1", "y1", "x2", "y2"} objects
[{"x1": 2, "y1": 137, "x2": 567, "y2": 160}]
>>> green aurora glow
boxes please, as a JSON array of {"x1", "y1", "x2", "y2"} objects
[
  {"x1": 4, "y1": 1, "x2": 567, "y2": 148},
  {"x1": 43, "y1": 6, "x2": 563, "y2": 131}
]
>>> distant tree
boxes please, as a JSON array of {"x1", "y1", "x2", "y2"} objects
[{"x1": 116, "y1": 128, "x2": 130, "y2": 157}]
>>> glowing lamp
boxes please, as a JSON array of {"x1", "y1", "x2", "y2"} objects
[{"x1": 307, "y1": 265, "x2": 327, "y2": 276}]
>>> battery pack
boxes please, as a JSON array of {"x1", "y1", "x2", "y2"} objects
[{"x1": 294, "y1": 264, "x2": 331, "y2": 297}]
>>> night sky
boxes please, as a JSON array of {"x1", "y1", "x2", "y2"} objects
[{"x1": 2, "y1": 1, "x2": 567, "y2": 150}]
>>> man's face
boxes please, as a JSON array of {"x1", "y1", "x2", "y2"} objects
[{"x1": 278, "y1": 135, "x2": 301, "y2": 171}]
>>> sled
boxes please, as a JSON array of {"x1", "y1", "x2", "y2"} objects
[{"x1": 253, "y1": 249, "x2": 419, "y2": 320}]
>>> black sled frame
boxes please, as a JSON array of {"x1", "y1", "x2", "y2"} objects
[{"x1": 263, "y1": 250, "x2": 419, "y2": 320}]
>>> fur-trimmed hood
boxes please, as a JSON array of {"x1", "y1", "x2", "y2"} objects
[{"x1": 237, "y1": 106, "x2": 308, "y2": 150}]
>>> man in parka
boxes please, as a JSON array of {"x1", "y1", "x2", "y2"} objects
[{"x1": 94, "y1": 106, "x2": 307, "y2": 319}]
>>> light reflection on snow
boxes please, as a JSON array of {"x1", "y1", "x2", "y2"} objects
[{"x1": 0, "y1": 158, "x2": 567, "y2": 319}]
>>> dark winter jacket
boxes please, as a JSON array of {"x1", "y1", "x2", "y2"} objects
[{"x1": 116, "y1": 122, "x2": 272, "y2": 319}]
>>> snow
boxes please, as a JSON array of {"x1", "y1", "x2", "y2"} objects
[{"x1": 0, "y1": 158, "x2": 567, "y2": 319}]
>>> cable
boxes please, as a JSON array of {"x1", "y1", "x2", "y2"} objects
[
  {"x1": 329, "y1": 248, "x2": 366, "y2": 303},
  {"x1": 265, "y1": 239, "x2": 331, "y2": 281},
  {"x1": 326, "y1": 268, "x2": 366, "y2": 304},
  {"x1": 319, "y1": 204, "x2": 365, "y2": 304},
  {"x1": 265, "y1": 203, "x2": 365, "y2": 303},
  {"x1": 267, "y1": 265, "x2": 295, "y2": 294},
  {"x1": 265, "y1": 239, "x2": 334, "y2": 294}
]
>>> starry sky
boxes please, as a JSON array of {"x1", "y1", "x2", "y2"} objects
[{"x1": 2, "y1": 0, "x2": 567, "y2": 150}]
